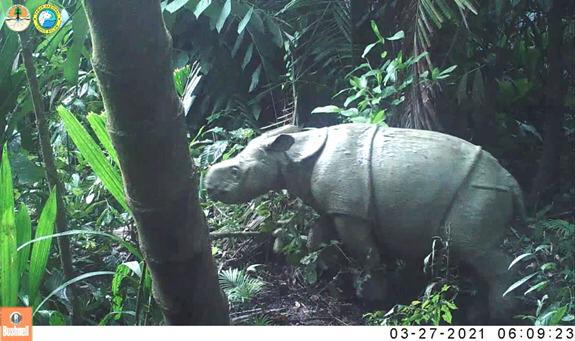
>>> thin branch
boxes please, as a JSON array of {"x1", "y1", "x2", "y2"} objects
[{"x1": 17, "y1": 29, "x2": 82, "y2": 324}]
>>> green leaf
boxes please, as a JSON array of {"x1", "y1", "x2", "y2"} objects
[
  {"x1": 87, "y1": 112, "x2": 120, "y2": 167},
  {"x1": 441, "y1": 307, "x2": 453, "y2": 324},
  {"x1": 48, "y1": 311, "x2": 68, "y2": 326},
  {"x1": 340, "y1": 108, "x2": 359, "y2": 117},
  {"x1": 311, "y1": 105, "x2": 341, "y2": 114},
  {"x1": 15, "y1": 204, "x2": 32, "y2": 277},
  {"x1": 249, "y1": 64, "x2": 262, "y2": 93},
  {"x1": 0, "y1": 144, "x2": 14, "y2": 220},
  {"x1": 18, "y1": 229, "x2": 143, "y2": 261},
  {"x1": 173, "y1": 64, "x2": 191, "y2": 97},
  {"x1": 456, "y1": 0, "x2": 478, "y2": 14},
  {"x1": 57, "y1": 106, "x2": 129, "y2": 213},
  {"x1": 242, "y1": 43, "x2": 254, "y2": 69},
  {"x1": 28, "y1": 189, "x2": 57, "y2": 306},
  {"x1": 215, "y1": 0, "x2": 231, "y2": 33},
  {"x1": 370, "y1": 110, "x2": 387, "y2": 125},
  {"x1": 0, "y1": 144, "x2": 18, "y2": 307},
  {"x1": 386, "y1": 30, "x2": 405, "y2": 41},
  {"x1": 237, "y1": 7, "x2": 253, "y2": 34},
  {"x1": 0, "y1": 0, "x2": 11, "y2": 30},
  {"x1": 503, "y1": 272, "x2": 537, "y2": 297},
  {"x1": 63, "y1": 8, "x2": 89, "y2": 83},
  {"x1": 523, "y1": 280, "x2": 548, "y2": 295},
  {"x1": 440, "y1": 65, "x2": 458, "y2": 77},
  {"x1": 370, "y1": 20, "x2": 384, "y2": 42},
  {"x1": 344, "y1": 91, "x2": 363, "y2": 107},
  {"x1": 194, "y1": 0, "x2": 212, "y2": 18},
  {"x1": 362, "y1": 43, "x2": 377, "y2": 59},
  {"x1": 165, "y1": 0, "x2": 190, "y2": 13},
  {"x1": 0, "y1": 210, "x2": 18, "y2": 307},
  {"x1": 34, "y1": 271, "x2": 115, "y2": 315},
  {"x1": 508, "y1": 252, "x2": 532, "y2": 270},
  {"x1": 111, "y1": 264, "x2": 133, "y2": 318}
]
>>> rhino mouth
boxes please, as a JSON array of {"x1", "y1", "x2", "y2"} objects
[{"x1": 205, "y1": 183, "x2": 245, "y2": 204}]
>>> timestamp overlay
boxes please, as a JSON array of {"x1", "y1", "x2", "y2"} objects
[{"x1": 384, "y1": 326, "x2": 574, "y2": 341}]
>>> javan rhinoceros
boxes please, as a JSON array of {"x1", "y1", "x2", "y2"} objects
[{"x1": 204, "y1": 123, "x2": 526, "y2": 322}]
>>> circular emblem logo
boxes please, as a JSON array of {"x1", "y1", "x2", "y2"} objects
[
  {"x1": 9, "y1": 312, "x2": 23, "y2": 325},
  {"x1": 5, "y1": 5, "x2": 31, "y2": 32},
  {"x1": 33, "y1": 4, "x2": 61, "y2": 34}
]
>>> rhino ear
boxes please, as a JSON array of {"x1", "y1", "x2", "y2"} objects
[
  {"x1": 266, "y1": 134, "x2": 295, "y2": 152},
  {"x1": 268, "y1": 128, "x2": 327, "y2": 163}
]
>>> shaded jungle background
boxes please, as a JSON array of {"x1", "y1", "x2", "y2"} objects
[{"x1": 0, "y1": 0, "x2": 573, "y2": 326}]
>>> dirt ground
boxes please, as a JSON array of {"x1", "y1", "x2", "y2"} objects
[{"x1": 218, "y1": 236, "x2": 370, "y2": 326}]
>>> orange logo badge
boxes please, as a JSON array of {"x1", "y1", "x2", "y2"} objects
[{"x1": 0, "y1": 307, "x2": 32, "y2": 341}]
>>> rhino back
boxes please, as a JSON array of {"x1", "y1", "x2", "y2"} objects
[{"x1": 370, "y1": 128, "x2": 483, "y2": 255}]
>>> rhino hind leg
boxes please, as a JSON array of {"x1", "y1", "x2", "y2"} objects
[
  {"x1": 462, "y1": 249, "x2": 518, "y2": 324},
  {"x1": 443, "y1": 165, "x2": 520, "y2": 323}
]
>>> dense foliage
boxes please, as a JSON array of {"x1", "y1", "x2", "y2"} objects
[{"x1": 0, "y1": 0, "x2": 573, "y2": 325}]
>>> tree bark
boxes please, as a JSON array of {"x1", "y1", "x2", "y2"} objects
[
  {"x1": 18, "y1": 27, "x2": 81, "y2": 325},
  {"x1": 82, "y1": 0, "x2": 229, "y2": 325},
  {"x1": 530, "y1": 0, "x2": 566, "y2": 207}
]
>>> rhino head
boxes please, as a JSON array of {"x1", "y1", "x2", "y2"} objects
[{"x1": 204, "y1": 125, "x2": 326, "y2": 204}]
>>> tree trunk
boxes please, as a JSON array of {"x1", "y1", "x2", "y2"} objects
[
  {"x1": 82, "y1": 0, "x2": 229, "y2": 325},
  {"x1": 530, "y1": 0, "x2": 565, "y2": 207}
]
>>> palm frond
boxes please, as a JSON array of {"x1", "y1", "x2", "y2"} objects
[
  {"x1": 219, "y1": 268, "x2": 265, "y2": 304},
  {"x1": 389, "y1": 0, "x2": 478, "y2": 130}
]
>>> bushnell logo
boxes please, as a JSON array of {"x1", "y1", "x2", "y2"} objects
[
  {"x1": 8, "y1": 313, "x2": 22, "y2": 326},
  {"x1": 0, "y1": 307, "x2": 32, "y2": 341}
]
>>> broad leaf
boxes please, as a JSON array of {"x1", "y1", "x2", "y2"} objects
[
  {"x1": 57, "y1": 106, "x2": 129, "y2": 213},
  {"x1": 237, "y1": 7, "x2": 253, "y2": 34},
  {"x1": 249, "y1": 64, "x2": 262, "y2": 92},
  {"x1": 386, "y1": 30, "x2": 405, "y2": 41},
  {"x1": 312, "y1": 105, "x2": 341, "y2": 114},
  {"x1": 87, "y1": 112, "x2": 120, "y2": 167},
  {"x1": 508, "y1": 252, "x2": 532, "y2": 270},
  {"x1": 0, "y1": 144, "x2": 18, "y2": 306},
  {"x1": 15, "y1": 204, "x2": 32, "y2": 277},
  {"x1": 503, "y1": 272, "x2": 537, "y2": 297},
  {"x1": 28, "y1": 189, "x2": 57, "y2": 306},
  {"x1": 194, "y1": 0, "x2": 212, "y2": 18},
  {"x1": 165, "y1": 0, "x2": 190, "y2": 13},
  {"x1": 215, "y1": 0, "x2": 231, "y2": 33},
  {"x1": 362, "y1": 43, "x2": 377, "y2": 59},
  {"x1": 63, "y1": 7, "x2": 89, "y2": 83}
]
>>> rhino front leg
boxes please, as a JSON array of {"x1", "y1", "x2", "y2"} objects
[
  {"x1": 307, "y1": 216, "x2": 338, "y2": 251},
  {"x1": 333, "y1": 215, "x2": 388, "y2": 304},
  {"x1": 332, "y1": 215, "x2": 381, "y2": 269}
]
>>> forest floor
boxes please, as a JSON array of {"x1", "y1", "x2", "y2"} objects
[
  {"x1": 230, "y1": 264, "x2": 366, "y2": 325},
  {"x1": 217, "y1": 237, "x2": 368, "y2": 326}
]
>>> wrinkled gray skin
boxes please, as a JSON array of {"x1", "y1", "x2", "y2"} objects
[{"x1": 205, "y1": 123, "x2": 527, "y2": 323}]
